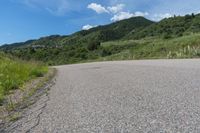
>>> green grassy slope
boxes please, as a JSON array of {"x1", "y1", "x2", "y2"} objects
[
  {"x1": 100, "y1": 33, "x2": 200, "y2": 60},
  {"x1": 0, "y1": 53, "x2": 48, "y2": 103}
]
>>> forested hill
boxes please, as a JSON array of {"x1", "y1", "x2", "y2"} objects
[
  {"x1": 1, "y1": 16, "x2": 154, "y2": 50},
  {"x1": 1, "y1": 13, "x2": 200, "y2": 65},
  {"x1": 125, "y1": 13, "x2": 200, "y2": 39}
]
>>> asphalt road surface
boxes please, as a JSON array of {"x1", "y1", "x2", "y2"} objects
[{"x1": 6, "y1": 59, "x2": 200, "y2": 132}]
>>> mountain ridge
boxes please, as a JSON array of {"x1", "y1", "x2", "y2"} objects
[{"x1": 0, "y1": 16, "x2": 154, "y2": 49}]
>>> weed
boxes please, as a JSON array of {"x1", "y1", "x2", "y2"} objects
[{"x1": 0, "y1": 53, "x2": 48, "y2": 105}]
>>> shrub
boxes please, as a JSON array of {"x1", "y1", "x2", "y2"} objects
[
  {"x1": 100, "y1": 48, "x2": 111, "y2": 57},
  {"x1": 163, "y1": 33, "x2": 172, "y2": 39},
  {"x1": 87, "y1": 41, "x2": 100, "y2": 51},
  {"x1": 30, "y1": 69, "x2": 44, "y2": 77}
]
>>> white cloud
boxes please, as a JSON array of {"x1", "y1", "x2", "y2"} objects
[
  {"x1": 107, "y1": 4, "x2": 125, "y2": 14},
  {"x1": 88, "y1": 3, "x2": 125, "y2": 14},
  {"x1": 87, "y1": 3, "x2": 150, "y2": 22},
  {"x1": 152, "y1": 13, "x2": 172, "y2": 21},
  {"x1": 82, "y1": 24, "x2": 96, "y2": 30},
  {"x1": 111, "y1": 12, "x2": 134, "y2": 21},
  {"x1": 87, "y1": 3, "x2": 108, "y2": 14}
]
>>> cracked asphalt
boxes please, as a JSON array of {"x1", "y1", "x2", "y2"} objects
[{"x1": 5, "y1": 59, "x2": 200, "y2": 132}]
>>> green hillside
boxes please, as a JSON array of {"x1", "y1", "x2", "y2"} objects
[
  {"x1": 1, "y1": 13, "x2": 200, "y2": 65},
  {"x1": 126, "y1": 14, "x2": 200, "y2": 39},
  {"x1": 100, "y1": 33, "x2": 200, "y2": 60},
  {"x1": 1, "y1": 17, "x2": 153, "y2": 50},
  {"x1": 74, "y1": 16, "x2": 154, "y2": 43},
  {"x1": 0, "y1": 53, "x2": 48, "y2": 104}
]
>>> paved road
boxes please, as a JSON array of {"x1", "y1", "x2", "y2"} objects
[{"x1": 7, "y1": 59, "x2": 200, "y2": 132}]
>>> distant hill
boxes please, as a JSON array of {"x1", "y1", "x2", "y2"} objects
[
  {"x1": 125, "y1": 13, "x2": 200, "y2": 39},
  {"x1": 1, "y1": 13, "x2": 200, "y2": 65},
  {"x1": 74, "y1": 16, "x2": 154, "y2": 42},
  {"x1": 1, "y1": 17, "x2": 154, "y2": 50}
]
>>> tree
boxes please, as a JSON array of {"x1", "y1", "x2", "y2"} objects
[
  {"x1": 87, "y1": 40, "x2": 100, "y2": 51},
  {"x1": 191, "y1": 13, "x2": 195, "y2": 18}
]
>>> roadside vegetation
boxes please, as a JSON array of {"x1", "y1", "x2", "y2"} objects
[
  {"x1": 0, "y1": 53, "x2": 48, "y2": 104},
  {"x1": 4, "y1": 33, "x2": 200, "y2": 65},
  {"x1": 101, "y1": 33, "x2": 200, "y2": 60}
]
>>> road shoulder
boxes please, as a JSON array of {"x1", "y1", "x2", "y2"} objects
[{"x1": 0, "y1": 68, "x2": 56, "y2": 132}]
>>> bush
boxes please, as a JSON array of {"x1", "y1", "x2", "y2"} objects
[
  {"x1": 163, "y1": 33, "x2": 172, "y2": 39},
  {"x1": 100, "y1": 48, "x2": 111, "y2": 57},
  {"x1": 30, "y1": 69, "x2": 44, "y2": 77},
  {"x1": 87, "y1": 41, "x2": 100, "y2": 51}
]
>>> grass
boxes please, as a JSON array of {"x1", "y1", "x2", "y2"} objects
[
  {"x1": 8, "y1": 112, "x2": 21, "y2": 122},
  {"x1": 100, "y1": 33, "x2": 200, "y2": 60},
  {"x1": 0, "y1": 52, "x2": 48, "y2": 104}
]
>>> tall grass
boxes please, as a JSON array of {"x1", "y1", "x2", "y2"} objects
[
  {"x1": 167, "y1": 45, "x2": 200, "y2": 58},
  {"x1": 0, "y1": 53, "x2": 48, "y2": 104},
  {"x1": 100, "y1": 33, "x2": 200, "y2": 60}
]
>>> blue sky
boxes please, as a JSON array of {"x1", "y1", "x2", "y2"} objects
[{"x1": 0, "y1": 0, "x2": 200, "y2": 45}]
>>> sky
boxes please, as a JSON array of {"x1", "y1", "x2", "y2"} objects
[{"x1": 0, "y1": 0, "x2": 200, "y2": 45}]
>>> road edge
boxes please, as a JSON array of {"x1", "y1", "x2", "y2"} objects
[{"x1": 0, "y1": 68, "x2": 57, "y2": 132}]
